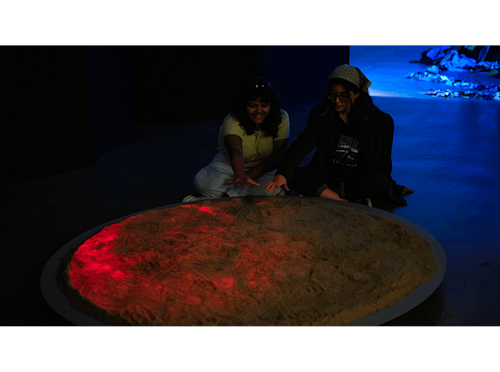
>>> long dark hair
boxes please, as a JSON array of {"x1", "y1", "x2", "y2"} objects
[
  {"x1": 230, "y1": 78, "x2": 283, "y2": 138},
  {"x1": 318, "y1": 77, "x2": 377, "y2": 125}
]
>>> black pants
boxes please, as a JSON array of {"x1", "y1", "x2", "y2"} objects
[{"x1": 288, "y1": 165, "x2": 387, "y2": 201}]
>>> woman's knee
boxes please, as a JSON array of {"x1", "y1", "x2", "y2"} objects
[
  {"x1": 194, "y1": 167, "x2": 232, "y2": 198},
  {"x1": 373, "y1": 173, "x2": 387, "y2": 189},
  {"x1": 289, "y1": 166, "x2": 338, "y2": 197},
  {"x1": 194, "y1": 168, "x2": 215, "y2": 194},
  {"x1": 194, "y1": 169, "x2": 205, "y2": 191},
  {"x1": 256, "y1": 171, "x2": 277, "y2": 186},
  {"x1": 364, "y1": 173, "x2": 387, "y2": 198}
]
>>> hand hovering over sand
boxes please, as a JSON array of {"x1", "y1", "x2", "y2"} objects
[
  {"x1": 224, "y1": 174, "x2": 261, "y2": 187},
  {"x1": 264, "y1": 174, "x2": 289, "y2": 195}
]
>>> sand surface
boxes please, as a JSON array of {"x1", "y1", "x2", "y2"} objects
[{"x1": 65, "y1": 197, "x2": 437, "y2": 326}]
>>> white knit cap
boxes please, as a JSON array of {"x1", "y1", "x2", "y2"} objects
[{"x1": 328, "y1": 64, "x2": 371, "y2": 92}]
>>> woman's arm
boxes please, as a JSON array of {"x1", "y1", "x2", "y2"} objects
[
  {"x1": 275, "y1": 112, "x2": 321, "y2": 182},
  {"x1": 224, "y1": 134, "x2": 246, "y2": 178},
  {"x1": 223, "y1": 134, "x2": 260, "y2": 186}
]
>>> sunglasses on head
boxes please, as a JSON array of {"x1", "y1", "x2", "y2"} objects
[{"x1": 246, "y1": 80, "x2": 270, "y2": 89}]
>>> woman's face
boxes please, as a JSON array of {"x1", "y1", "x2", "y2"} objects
[
  {"x1": 246, "y1": 98, "x2": 270, "y2": 125},
  {"x1": 329, "y1": 84, "x2": 360, "y2": 115}
]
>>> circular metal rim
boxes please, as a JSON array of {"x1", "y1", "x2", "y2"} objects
[{"x1": 41, "y1": 196, "x2": 446, "y2": 326}]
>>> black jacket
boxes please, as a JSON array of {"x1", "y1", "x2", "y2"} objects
[{"x1": 276, "y1": 104, "x2": 407, "y2": 205}]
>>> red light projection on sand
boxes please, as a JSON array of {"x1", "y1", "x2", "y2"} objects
[{"x1": 69, "y1": 199, "x2": 315, "y2": 325}]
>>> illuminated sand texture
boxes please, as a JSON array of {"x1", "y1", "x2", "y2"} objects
[{"x1": 67, "y1": 197, "x2": 437, "y2": 326}]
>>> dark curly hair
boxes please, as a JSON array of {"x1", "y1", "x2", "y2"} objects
[
  {"x1": 317, "y1": 77, "x2": 378, "y2": 125},
  {"x1": 229, "y1": 78, "x2": 284, "y2": 138}
]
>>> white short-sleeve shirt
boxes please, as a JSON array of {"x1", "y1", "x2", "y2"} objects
[{"x1": 218, "y1": 110, "x2": 290, "y2": 169}]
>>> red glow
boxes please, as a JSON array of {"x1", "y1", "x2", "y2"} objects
[
  {"x1": 185, "y1": 295, "x2": 202, "y2": 304},
  {"x1": 211, "y1": 277, "x2": 234, "y2": 289},
  {"x1": 69, "y1": 200, "x2": 314, "y2": 325}
]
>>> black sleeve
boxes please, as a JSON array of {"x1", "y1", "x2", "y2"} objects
[
  {"x1": 276, "y1": 110, "x2": 322, "y2": 182},
  {"x1": 379, "y1": 112, "x2": 394, "y2": 176}
]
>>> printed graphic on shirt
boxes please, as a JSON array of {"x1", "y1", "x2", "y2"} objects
[{"x1": 333, "y1": 134, "x2": 360, "y2": 168}]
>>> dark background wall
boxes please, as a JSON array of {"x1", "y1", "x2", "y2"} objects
[
  {"x1": 86, "y1": 46, "x2": 136, "y2": 161},
  {"x1": 0, "y1": 46, "x2": 349, "y2": 185},
  {"x1": 265, "y1": 46, "x2": 349, "y2": 108},
  {"x1": 1, "y1": 47, "x2": 95, "y2": 184},
  {"x1": 131, "y1": 46, "x2": 267, "y2": 126}
]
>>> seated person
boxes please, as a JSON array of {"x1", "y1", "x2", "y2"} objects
[
  {"x1": 264, "y1": 64, "x2": 413, "y2": 205},
  {"x1": 183, "y1": 78, "x2": 290, "y2": 202}
]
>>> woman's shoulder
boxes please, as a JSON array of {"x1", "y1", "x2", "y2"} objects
[
  {"x1": 308, "y1": 104, "x2": 334, "y2": 122},
  {"x1": 279, "y1": 109, "x2": 290, "y2": 121},
  {"x1": 221, "y1": 113, "x2": 246, "y2": 136},
  {"x1": 308, "y1": 97, "x2": 334, "y2": 117},
  {"x1": 223, "y1": 113, "x2": 245, "y2": 130},
  {"x1": 223, "y1": 112, "x2": 239, "y2": 123},
  {"x1": 366, "y1": 105, "x2": 392, "y2": 120}
]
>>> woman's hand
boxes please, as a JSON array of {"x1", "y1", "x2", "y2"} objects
[
  {"x1": 223, "y1": 174, "x2": 261, "y2": 187},
  {"x1": 264, "y1": 174, "x2": 289, "y2": 195}
]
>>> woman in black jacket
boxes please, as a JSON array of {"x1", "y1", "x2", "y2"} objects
[{"x1": 264, "y1": 64, "x2": 413, "y2": 205}]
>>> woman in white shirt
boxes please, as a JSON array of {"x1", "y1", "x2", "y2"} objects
[{"x1": 183, "y1": 78, "x2": 290, "y2": 202}]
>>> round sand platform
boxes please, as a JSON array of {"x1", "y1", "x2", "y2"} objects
[{"x1": 41, "y1": 196, "x2": 446, "y2": 326}]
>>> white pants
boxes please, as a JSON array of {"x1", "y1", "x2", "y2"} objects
[{"x1": 193, "y1": 152, "x2": 278, "y2": 200}]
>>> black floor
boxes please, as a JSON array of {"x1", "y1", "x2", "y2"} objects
[{"x1": 2, "y1": 46, "x2": 500, "y2": 326}]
